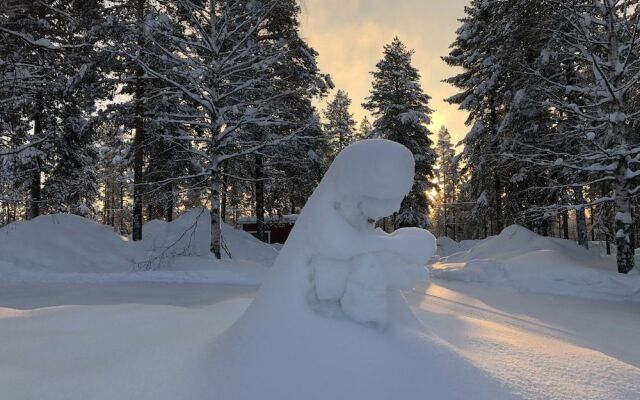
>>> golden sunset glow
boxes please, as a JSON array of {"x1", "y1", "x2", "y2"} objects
[{"x1": 300, "y1": 0, "x2": 470, "y2": 147}]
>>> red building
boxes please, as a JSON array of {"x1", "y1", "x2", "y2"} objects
[{"x1": 238, "y1": 214, "x2": 298, "y2": 244}]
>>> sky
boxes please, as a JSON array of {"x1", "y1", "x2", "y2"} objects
[{"x1": 299, "y1": 0, "x2": 471, "y2": 147}]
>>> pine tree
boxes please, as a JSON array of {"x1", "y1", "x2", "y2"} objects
[
  {"x1": 105, "y1": 0, "x2": 155, "y2": 240},
  {"x1": 434, "y1": 126, "x2": 458, "y2": 238},
  {"x1": 1, "y1": 0, "x2": 109, "y2": 219},
  {"x1": 42, "y1": 0, "x2": 108, "y2": 217},
  {"x1": 323, "y1": 90, "x2": 356, "y2": 156},
  {"x1": 527, "y1": 0, "x2": 640, "y2": 273},
  {"x1": 359, "y1": 116, "x2": 373, "y2": 139},
  {"x1": 443, "y1": 0, "x2": 513, "y2": 236},
  {"x1": 363, "y1": 37, "x2": 436, "y2": 228},
  {"x1": 243, "y1": 0, "x2": 330, "y2": 241},
  {"x1": 128, "y1": 0, "x2": 329, "y2": 258}
]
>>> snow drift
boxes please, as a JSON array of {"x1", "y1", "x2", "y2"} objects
[
  {"x1": 432, "y1": 225, "x2": 640, "y2": 301},
  {"x1": 138, "y1": 208, "x2": 278, "y2": 269},
  {"x1": 0, "y1": 209, "x2": 276, "y2": 283},
  {"x1": 436, "y1": 236, "x2": 482, "y2": 257},
  {"x1": 209, "y1": 140, "x2": 518, "y2": 400},
  {"x1": 0, "y1": 214, "x2": 136, "y2": 274}
]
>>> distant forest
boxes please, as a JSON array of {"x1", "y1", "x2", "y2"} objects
[{"x1": 2, "y1": 0, "x2": 640, "y2": 273}]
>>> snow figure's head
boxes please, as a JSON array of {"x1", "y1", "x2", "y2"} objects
[{"x1": 323, "y1": 140, "x2": 415, "y2": 230}]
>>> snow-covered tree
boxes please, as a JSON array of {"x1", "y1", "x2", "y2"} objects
[
  {"x1": 446, "y1": 0, "x2": 640, "y2": 274},
  {"x1": 443, "y1": 0, "x2": 515, "y2": 235},
  {"x1": 323, "y1": 90, "x2": 357, "y2": 156},
  {"x1": 1, "y1": 0, "x2": 109, "y2": 218},
  {"x1": 359, "y1": 116, "x2": 373, "y2": 139},
  {"x1": 527, "y1": 0, "x2": 640, "y2": 273},
  {"x1": 243, "y1": 0, "x2": 330, "y2": 241},
  {"x1": 126, "y1": 0, "x2": 329, "y2": 257},
  {"x1": 363, "y1": 37, "x2": 436, "y2": 228},
  {"x1": 433, "y1": 126, "x2": 459, "y2": 238}
]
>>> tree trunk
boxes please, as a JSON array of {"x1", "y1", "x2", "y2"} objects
[
  {"x1": 131, "y1": 0, "x2": 146, "y2": 241},
  {"x1": 165, "y1": 182, "x2": 173, "y2": 222},
  {"x1": 27, "y1": 115, "x2": 42, "y2": 220},
  {"x1": 541, "y1": 219, "x2": 549, "y2": 237},
  {"x1": 110, "y1": 188, "x2": 115, "y2": 227},
  {"x1": 221, "y1": 172, "x2": 228, "y2": 223},
  {"x1": 103, "y1": 182, "x2": 109, "y2": 225},
  {"x1": 27, "y1": 166, "x2": 41, "y2": 220},
  {"x1": 614, "y1": 159, "x2": 635, "y2": 273},
  {"x1": 119, "y1": 185, "x2": 124, "y2": 234},
  {"x1": 590, "y1": 207, "x2": 595, "y2": 241},
  {"x1": 255, "y1": 154, "x2": 265, "y2": 242},
  {"x1": 574, "y1": 187, "x2": 588, "y2": 248},
  {"x1": 210, "y1": 164, "x2": 222, "y2": 259},
  {"x1": 494, "y1": 176, "x2": 503, "y2": 234},
  {"x1": 443, "y1": 191, "x2": 449, "y2": 238}
]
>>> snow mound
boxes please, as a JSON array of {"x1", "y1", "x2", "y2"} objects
[
  {"x1": 437, "y1": 236, "x2": 465, "y2": 256},
  {"x1": 221, "y1": 221, "x2": 278, "y2": 267},
  {"x1": 140, "y1": 208, "x2": 211, "y2": 258},
  {"x1": 0, "y1": 210, "x2": 275, "y2": 283},
  {"x1": 209, "y1": 140, "x2": 517, "y2": 399},
  {"x1": 436, "y1": 237, "x2": 484, "y2": 257},
  {"x1": 433, "y1": 225, "x2": 640, "y2": 301},
  {"x1": 0, "y1": 214, "x2": 135, "y2": 274},
  {"x1": 137, "y1": 208, "x2": 278, "y2": 269}
]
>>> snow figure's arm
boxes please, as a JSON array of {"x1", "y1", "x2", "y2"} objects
[
  {"x1": 386, "y1": 228, "x2": 436, "y2": 265},
  {"x1": 312, "y1": 202, "x2": 434, "y2": 266}
]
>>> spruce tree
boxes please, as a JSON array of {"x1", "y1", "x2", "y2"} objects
[
  {"x1": 434, "y1": 127, "x2": 458, "y2": 238},
  {"x1": 323, "y1": 90, "x2": 357, "y2": 156},
  {"x1": 359, "y1": 116, "x2": 373, "y2": 139},
  {"x1": 1, "y1": 0, "x2": 108, "y2": 219},
  {"x1": 363, "y1": 37, "x2": 436, "y2": 228}
]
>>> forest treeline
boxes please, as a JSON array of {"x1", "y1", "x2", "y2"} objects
[
  {"x1": 433, "y1": 0, "x2": 640, "y2": 274},
  {"x1": 0, "y1": 1, "x2": 435, "y2": 259},
  {"x1": 2, "y1": 0, "x2": 640, "y2": 274}
]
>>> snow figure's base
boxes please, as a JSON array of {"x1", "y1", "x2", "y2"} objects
[{"x1": 209, "y1": 140, "x2": 517, "y2": 399}]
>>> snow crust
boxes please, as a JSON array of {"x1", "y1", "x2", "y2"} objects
[
  {"x1": 433, "y1": 225, "x2": 640, "y2": 301},
  {"x1": 209, "y1": 140, "x2": 517, "y2": 400}
]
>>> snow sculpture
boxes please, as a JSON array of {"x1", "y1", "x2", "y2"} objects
[
  {"x1": 301, "y1": 139, "x2": 435, "y2": 325},
  {"x1": 208, "y1": 141, "x2": 504, "y2": 400},
  {"x1": 244, "y1": 139, "x2": 435, "y2": 326}
]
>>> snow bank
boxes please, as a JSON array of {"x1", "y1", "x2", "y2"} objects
[
  {"x1": 0, "y1": 210, "x2": 275, "y2": 284},
  {"x1": 433, "y1": 225, "x2": 640, "y2": 301},
  {"x1": 209, "y1": 140, "x2": 517, "y2": 400},
  {"x1": 221, "y1": 221, "x2": 278, "y2": 266},
  {"x1": 138, "y1": 208, "x2": 278, "y2": 269},
  {"x1": 0, "y1": 299, "x2": 252, "y2": 400},
  {"x1": 139, "y1": 208, "x2": 211, "y2": 258},
  {"x1": 0, "y1": 214, "x2": 136, "y2": 274},
  {"x1": 436, "y1": 236, "x2": 483, "y2": 257},
  {"x1": 437, "y1": 236, "x2": 463, "y2": 256}
]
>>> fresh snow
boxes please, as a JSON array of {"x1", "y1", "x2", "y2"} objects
[
  {"x1": 206, "y1": 140, "x2": 515, "y2": 400},
  {"x1": 0, "y1": 209, "x2": 275, "y2": 284},
  {"x1": 432, "y1": 225, "x2": 640, "y2": 302},
  {"x1": 1, "y1": 142, "x2": 640, "y2": 399},
  {"x1": 1, "y1": 280, "x2": 639, "y2": 400}
]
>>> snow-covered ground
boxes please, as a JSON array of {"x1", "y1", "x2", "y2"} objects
[
  {"x1": 1, "y1": 141, "x2": 639, "y2": 399},
  {"x1": 432, "y1": 225, "x2": 640, "y2": 302},
  {"x1": 0, "y1": 209, "x2": 275, "y2": 285},
  {"x1": 1, "y1": 280, "x2": 638, "y2": 400}
]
